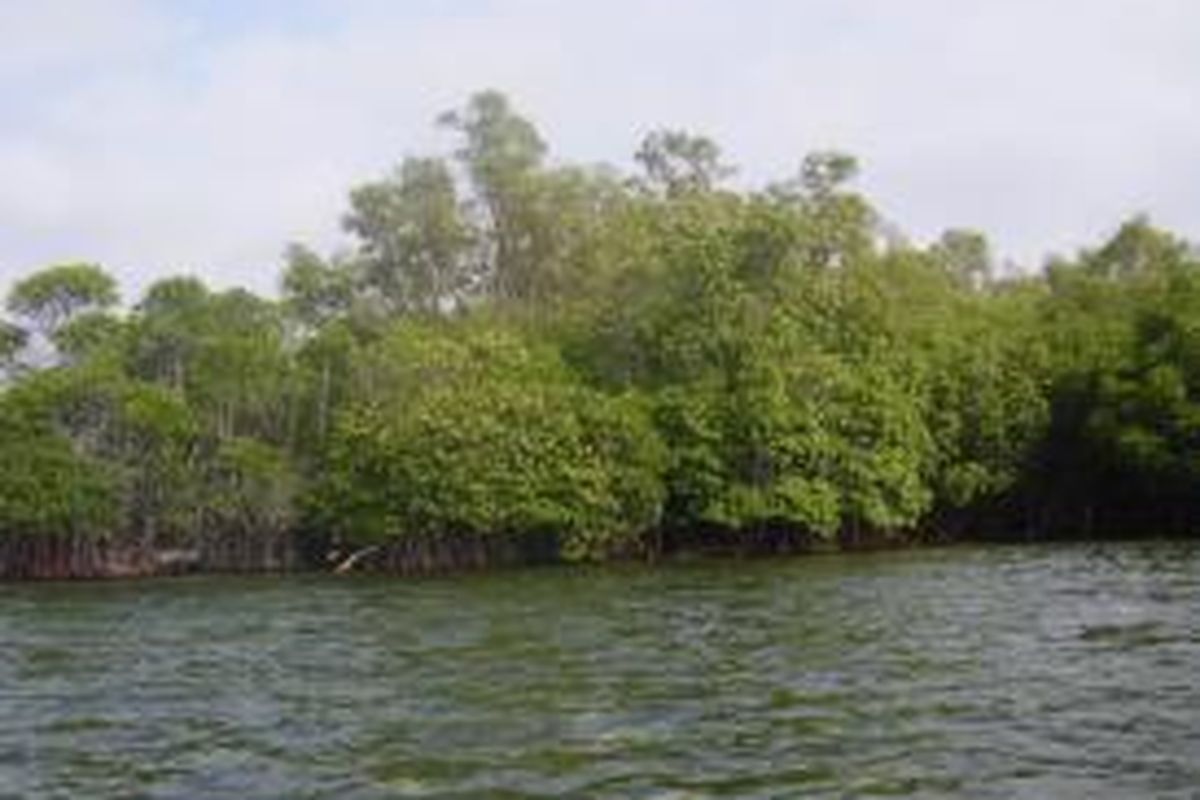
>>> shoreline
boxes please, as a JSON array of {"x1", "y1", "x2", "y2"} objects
[{"x1": 0, "y1": 526, "x2": 1187, "y2": 583}]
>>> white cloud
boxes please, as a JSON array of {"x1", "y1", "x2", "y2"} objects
[
  {"x1": 2, "y1": 0, "x2": 1200, "y2": 299},
  {"x1": 0, "y1": 0, "x2": 183, "y2": 76},
  {"x1": 0, "y1": 141, "x2": 75, "y2": 226}
]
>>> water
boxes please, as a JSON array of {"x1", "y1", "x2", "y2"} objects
[{"x1": 2, "y1": 541, "x2": 1198, "y2": 799}]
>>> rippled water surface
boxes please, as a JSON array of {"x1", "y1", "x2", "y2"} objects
[{"x1": 2, "y1": 541, "x2": 1199, "y2": 798}]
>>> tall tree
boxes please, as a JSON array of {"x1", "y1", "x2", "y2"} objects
[
  {"x1": 634, "y1": 129, "x2": 733, "y2": 197},
  {"x1": 439, "y1": 90, "x2": 548, "y2": 301},
  {"x1": 280, "y1": 244, "x2": 356, "y2": 329},
  {"x1": 1082, "y1": 215, "x2": 1191, "y2": 281},
  {"x1": 343, "y1": 157, "x2": 474, "y2": 314},
  {"x1": 766, "y1": 151, "x2": 874, "y2": 271},
  {"x1": 130, "y1": 276, "x2": 212, "y2": 393},
  {"x1": 931, "y1": 228, "x2": 993, "y2": 290},
  {"x1": 6, "y1": 262, "x2": 118, "y2": 335}
]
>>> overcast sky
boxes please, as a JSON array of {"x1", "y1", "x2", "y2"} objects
[{"x1": 2, "y1": 0, "x2": 1198, "y2": 299}]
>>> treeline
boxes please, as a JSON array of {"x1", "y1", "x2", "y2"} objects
[{"x1": 2, "y1": 90, "x2": 1199, "y2": 577}]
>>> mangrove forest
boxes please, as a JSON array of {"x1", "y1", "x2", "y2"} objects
[{"x1": 3, "y1": 90, "x2": 1199, "y2": 578}]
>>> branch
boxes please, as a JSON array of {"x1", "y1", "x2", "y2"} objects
[{"x1": 333, "y1": 545, "x2": 381, "y2": 574}]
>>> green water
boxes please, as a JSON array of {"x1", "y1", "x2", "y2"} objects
[{"x1": 2, "y1": 542, "x2": 1198, "y2": 798}]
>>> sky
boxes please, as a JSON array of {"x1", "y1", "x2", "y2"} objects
[{"x1": 2, "y1": 0, "x2": 1199, "y2": 300}]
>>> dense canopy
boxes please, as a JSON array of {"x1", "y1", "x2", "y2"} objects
[{"x1": 3, "y1": 91, "x2": 1199, "y2": 576}]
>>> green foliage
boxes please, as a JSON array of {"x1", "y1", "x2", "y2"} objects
[
  {"x1": 438, "y1": 90, "x2": 557, "y2": 302},
  {"x1": 653, "y1": 351, "x2": 933, "y2": 538},
  {"x1": 439, "y1": 89, "x2": 547, "y2": 190},
  {"x1": 931, "y1": 228, "x2": 993, "y2": 290},
  {"x1": 129, "y1": 282, "x2": 291, "y2": 442},
  {"x1": 635, "y1": 130, "x2": 733, "y2": 197},
  {"x1": 6, "y1": 262, "x2": 118, "y2": 334},
  {"x1": 205, "y1": 438, "x2": 299, "y2": 536},
  {"x1": 312, "y1": 324, "x2": 664, "y2": 560},
  {"x1": 0, "y1": 320, "x2": 27, "y2": 375},
  {"x1": 344, "y1": 158, "x2": 473, "y2": 314},
  {"x1": 0, "y1": 402, "x2": 116, "y2": 538},
  {"x1": 5, "y1": 91, "x2": 1200, "y2": 565},
  {"x1": 53, "y1": 311, "x2": 126, "y2": 364},
  {"x1": 281, "y1": 245, "x2": 355, "y2": 328},
  {"x1": 1082, "y1": 215, "x2": 1191, "y2": 281},
  {"x1": 1, "y1": 364, "x2": 198, "y2": 539},
  {"x1": 568, "y1": 187, "x2": 936, "y2": 540}
]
